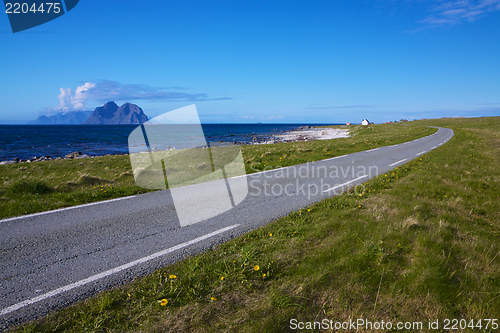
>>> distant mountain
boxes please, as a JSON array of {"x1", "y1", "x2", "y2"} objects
[
  {"x1": 83, "y1": 102, "x2": 149, "y2": 125},
  {"x1": 28, "y1": 111, "x2": 93, "y2": 125}
]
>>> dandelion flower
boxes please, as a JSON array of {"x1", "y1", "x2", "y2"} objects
[
  {"x1": 307, "y1": 209, "x2": 311, "y2": 212},
  {"x1": 263, "y1": 273, "x2": 267, "y2": 277},
  {"x1": 254, "y1": 265, "x2": 260, "y2": 271},
  {"x1": 159, "y1": 299, "x2": 168, "y2": 306},
  {"x1": 211, "y1": 297, "x2": 217, "y2": 301},
  {"x1": 220, "y1": 276, "x2": 225, "y2": 281},
  {"x1": 169, "y1": 275, "x2": 177, "y2": 279},
  {"x1": 269, "y1": 233, "x2": 272, "y2": 237}
]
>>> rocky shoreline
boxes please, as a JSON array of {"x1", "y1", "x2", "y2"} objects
[
  {"x1": 0, "y1": 151, "x2": 95, "y2": 165},
  {"x1": 0, "y1": 126, "x2": 349, "y2": 165}
]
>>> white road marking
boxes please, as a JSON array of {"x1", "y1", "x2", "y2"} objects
[
  {"x1": 324, "y1": 155, "x2": 347, "y2": 161},
  {"x1": 431, "y1": 146, "x2": 437, "y2": 149},
  {"x1": 323, "y1": 175, "x2": 368, "y2": 193},
  {"x1": 365, "y1": 148, "x2": 380, "y2": 152},
  {"x1": 416, "y1": 151, "x2": 426, "y2": 156},
  {"x1": 0, "y1": 224, "x2": 240, "y2": 317},
  {"x1": 389, "y1": 159, "x2": 407, "y2": 167},
  {"x1": 251, "y1": 166, "x2": 286, "y2": 175},
  {"x1": 0, "y1": 195, "x2": 138, "y2": 224},
  {"x1": 231, "y1": 166, "x2": 287, "y2": 179}
]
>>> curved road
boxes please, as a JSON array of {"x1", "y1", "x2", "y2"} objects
[{"x1": 0, "y1": 127, "x2": 453, "y2": 328}]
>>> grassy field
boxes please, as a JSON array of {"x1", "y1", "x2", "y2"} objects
[
  {"x1": 9, "y1": 117, "x2": 500, "y2": 332},
  {"x1": 0, "y1": 123, "x2": 435, "y2": 219}
]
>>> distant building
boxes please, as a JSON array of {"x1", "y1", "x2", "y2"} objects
[
  {"x1": 361, "y1": 119, "x2": 369, "y2": 126},
  {"x1": 346, "y1": 122, "x2": 351, "y2": 126}
]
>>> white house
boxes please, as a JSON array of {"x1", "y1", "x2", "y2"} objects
[{"x1": 361, "y1": 119, "x2": 369, "y2": 126}]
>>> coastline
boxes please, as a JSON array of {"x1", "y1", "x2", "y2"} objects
[
  {"x1": 257, "y1": 126, "x2": 349, "y2": 144},
  {"x1": 0, "y1": 125, "x2": 350, "y2": 165}
]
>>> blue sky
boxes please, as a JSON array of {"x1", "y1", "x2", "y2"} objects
[{"x1": 1, "y1": 0, "x2": 499, "y2": 124}]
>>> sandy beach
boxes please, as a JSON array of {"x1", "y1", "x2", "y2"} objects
[{"x1": 255, "y1": 126, "x2": 350, "y2": 145}]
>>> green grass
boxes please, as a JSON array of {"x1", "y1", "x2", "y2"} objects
[
  {"x1": 0, "y1": 123, "x2": 435, "y2": 219},
  {"x1": 10, "y1": 116, "x2": 500, "y2": 332}
]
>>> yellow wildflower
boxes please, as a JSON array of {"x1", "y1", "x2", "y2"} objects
[
  {"x1": 254, "y1": 265, "x2": 260, "y2": 271},
  {"x1": 220, "y1": 276, "x2": 225, "y2": 281},
  {"x1": 159, "y1": 299, "x2": 168, "y2": 306},
  {"x1": 169, "y1": 275, "x2": 177, "y2": 279},
  {"x1": 211, "y1": 297, "x2": 217, "y2": 301}
]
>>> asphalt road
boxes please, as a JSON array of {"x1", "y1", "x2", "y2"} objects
[{"x1": 0, "y1": 127, "x2": 454, "y2": 329}]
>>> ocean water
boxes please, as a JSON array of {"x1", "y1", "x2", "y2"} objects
[{"x1": 0, "y1": 124, "x2": 340, "y2": 161}]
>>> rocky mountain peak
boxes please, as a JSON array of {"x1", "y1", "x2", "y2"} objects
[{"x1": 83, "y1": 102, "x2": 148, "y2": 124}]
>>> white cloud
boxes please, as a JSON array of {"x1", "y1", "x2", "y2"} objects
[
  {"x1": 420, "y1": 0, "x2": 500, "y2": 27},
  {"x1": 72, "y1": 82, "x2": 95, "y2": 110},
  {"x1": 55, "y1": 87, "x2": 72, "y2": 111},
  {"x1": 261, "y1": 115, "x2": 285, "y2": 120},
  {"x1": 44, "y1": 83, "x2": 95, "y2": 115},
  {"x1": 42, "y1": 81, "x2": 232, "y2": 116}
]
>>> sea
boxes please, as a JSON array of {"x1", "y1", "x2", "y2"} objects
[{"x1": 0, "y1": 124, "x2": 341, "y2": 161}]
